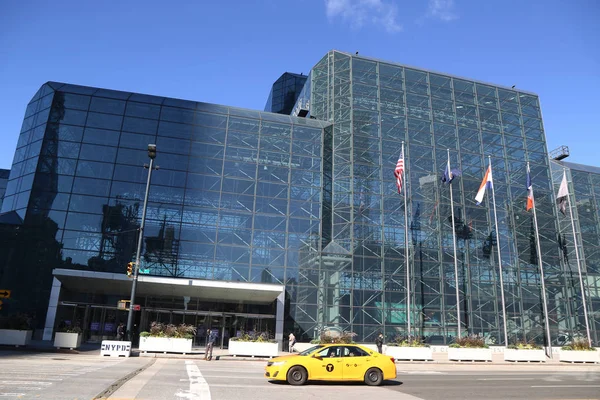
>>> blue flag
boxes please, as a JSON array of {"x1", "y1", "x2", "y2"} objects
[{"x1": 441, "y1": 162, "x2": 461, "y2": 184}]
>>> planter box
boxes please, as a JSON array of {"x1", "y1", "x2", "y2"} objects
[
  {"x1": 139, "y1": 337, "x2": 192, "y2": 354},
  {"x1": 54, "y1": 332, "x2": 82, "y2": 349},
  {"x1": 292, "y1": 342, "x2": 316, "y2": 353},
  {"x1": 0, "y1": 329, "x2": 32, "y2": 347},
  {"x1": 228, "y1": 340, "x2": 279, "y2": 357},
  {"x1": 385, "y1": 346, "x2": 433, "y2": 361},
  {"x1": 447, "y1": 347, "x2": 492, "y2": 362},
  {"x1": 504, "y1": 349, "x2": 546, "y2": 362},
  {"x1": 361, "y1": 344, "x2": 387, "y2": 354},
  {"x1": 559, "y1": 350, "x2": 599, "y2": 363}
]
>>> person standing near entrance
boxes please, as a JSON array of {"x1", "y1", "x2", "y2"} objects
[
  {"x1": 116, "y1": 322, "x2": 125, "y2": 341},
  {"x1": 375, "y1": 332, "x2": 384, "y2": 354},
  {"x1": 288, "y1": 332, "x2": 296, "y2": 353},
  {"x1": 204, "y1": 329, "x2": 217, "y2": 361}
]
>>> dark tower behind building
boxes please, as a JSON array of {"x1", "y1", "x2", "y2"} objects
[{"x1": 265, "y1": 72, "x2": 308, "y2": 115}]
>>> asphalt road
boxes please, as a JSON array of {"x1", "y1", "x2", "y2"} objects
[{"x1": 0, "y1": 350, "x2": 598, "y2": 400}]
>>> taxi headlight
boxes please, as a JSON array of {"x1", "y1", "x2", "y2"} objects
[{"x1": 271, "y1": 361, "x2": 286, "y2": 366}]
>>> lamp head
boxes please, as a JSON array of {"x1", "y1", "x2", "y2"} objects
[{"x1": 148, "y1": 144, "x2": 157, "y2": 159}]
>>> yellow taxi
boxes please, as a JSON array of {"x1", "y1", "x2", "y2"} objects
[{"x1": 264, "y1": 343, "x2": 396, "y2": 386}]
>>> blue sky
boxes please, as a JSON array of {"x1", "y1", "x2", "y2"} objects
[{"x1": 0, "y1": 0, "x2": 598, "y2": 170}]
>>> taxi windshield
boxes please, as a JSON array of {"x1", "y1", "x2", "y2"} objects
[{"x1": 298, "y1": 345, "x2": 324, "y2": 356}]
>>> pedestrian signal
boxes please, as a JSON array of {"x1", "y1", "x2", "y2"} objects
[{"x1": 127, "y1": 262, "x2": 134, "y2": 278}]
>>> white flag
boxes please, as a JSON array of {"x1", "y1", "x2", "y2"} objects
[{"x1": 556, "y1": 171, "x2": 568, "y2": 216}]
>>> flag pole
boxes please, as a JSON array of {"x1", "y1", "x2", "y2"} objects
[
  {"x1": 528, "y1": 162, "x2": 553, "y2": 357},
  {"x1": 563, "y1": 168, "x2": 591, "y2": 347},
  {"x1": 403, "y1": 141, "x2": 411, "y2": 338},
  {"x1": 448, "y1": 149, "x2": 461, "y2": 338},
  {"x1": 489, "y1": 156, "x2": 508, "y2": 346}
]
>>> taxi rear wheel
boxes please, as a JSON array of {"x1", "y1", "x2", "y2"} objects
[
  {"x1": 364, "y1": 367, "x2": 383, "y2": 386},
  {"x1": 286, "y1": 366, "x2": 308, "y2": 385}
]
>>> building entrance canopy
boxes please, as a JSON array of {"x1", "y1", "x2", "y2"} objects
[{"x1": 52, "y1": 268, "x2": 285, "y2": 304}]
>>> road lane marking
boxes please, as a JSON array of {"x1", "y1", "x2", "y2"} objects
[
  {"x1": 0, "y1": 381, "x2": 52, "y2": 386},
  {"x1": 194, "y1": 375, "x2": 264, "y2": 380},
  {"x1": 398, "y1": 371, "x2": 446, "y2": 375},
  {"x1": 176, "y1": 360, "x2": 211, "y2": 400},
  {"x1": 0, "y1": 394, "x2": 26, "y2": 397},
  {"x1": 209, "y1": 384, "x2": 283, "y2": 388},
  {"x1": 477, "y1": 378, "x2": 535, "y2": 381},
  {"x1": 531, "y1": 385, "x2": 600, "y2": 388}
]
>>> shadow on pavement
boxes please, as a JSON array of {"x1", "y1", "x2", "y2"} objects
[{"x1": 268, "y1": 380, "x2": 403, "y2": 387}]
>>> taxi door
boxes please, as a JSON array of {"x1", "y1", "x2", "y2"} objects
[
  {"x1": 341, "y1": 345, "x2": 372, "y2": 380},
  {"x1": 310, "y1": 346, "x2": 344, "y2": 380}
]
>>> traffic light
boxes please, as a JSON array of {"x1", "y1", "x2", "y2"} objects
[{"x1": 127, "y1": 262, "x2": 134, "y2": 278}]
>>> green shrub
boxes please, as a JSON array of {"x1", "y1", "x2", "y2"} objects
[
  {"x1": 386, "y1": 335, "x2": 429, "y2": 347},
  {"x1": 143, "y1": 322, "x2": 196, "y2": 339},
  {"x1": 61, "y1": 326, "x2": 82, "y2": 334},
  {"x1": 0, "y1": 314, "x2": 31, "y2": 330},
  {"x1": 313, "y1": 331, "x2": 356, "y2": 344},
  {"x1": 388, "y1": 337, "x2": 429, "y2": 348},
  {"x1": 451, "y1": 335, "x2": 488, "y2": 348},
  {"x1": 507, "y1": 340, "x2": 542, "y2": 350},
  {"x1": 561, "y1": 338, "x2": 596, "y2": 351},
  {"x1": 229, "y1": 329, "x2": 276, "y2": 343}
]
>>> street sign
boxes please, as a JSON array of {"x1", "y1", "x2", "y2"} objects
[
  {"x1": 132, "y1": 304, "x2": 141, "y2": 311},
  {"x1": 0, "y1": 290, "x2": 11, "y2": 299}
]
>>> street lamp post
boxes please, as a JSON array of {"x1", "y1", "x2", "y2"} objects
[{"x1": 126, "y1": 144, "x2": 157, "y2": 340}]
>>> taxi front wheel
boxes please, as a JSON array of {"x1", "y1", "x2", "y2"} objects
[
  {"x1": 364, "y1": 367, "x2": 383, "y2": 386},
  {"x1": 286, "y1": 366, "x2": 308, "y2": 386}
]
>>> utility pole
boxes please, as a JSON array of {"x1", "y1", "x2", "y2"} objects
[{"x1": 126, "y1": 144, "x2": 157, "y2": 340}]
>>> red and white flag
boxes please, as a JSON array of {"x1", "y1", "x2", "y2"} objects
[
  {"x1": 395, "y1": 147, "x2": 404, "y2": 194},
  {"x1": 526, "y1": 164, "x2": 534, "y2": 211}
]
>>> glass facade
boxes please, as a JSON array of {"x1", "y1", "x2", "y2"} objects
[
  {"x1": 0, "y1": 81, "x2": 329, "y2": 331},
  {"x1": 265, "y1": 72, "x2": 308, "y2": 115},
  {"x1": 292, "y1": 50, "x2": 598, "y2": 346},
  {"x1": 0, "y1": 169, "x2": 9, "y2": 210},
  {"x1": 551, "y1": 160, "x2": 600, "y2": 344},
  {"x1": 1, "y1": 51, "x2": 598, "y2": 346}
]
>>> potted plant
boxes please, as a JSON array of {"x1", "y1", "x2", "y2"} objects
[
  {"x1": 559, "y1": 338, "x2": 599, "y2": 363},
  {"x1": 504, "y1": 341, "x2": 545, "y2": 362},
  {"x1": 0, "y1": 314, "x2": 33, "y2": 347},
  {"x1": 54, "y1": 326, "x2": 83, "y2": 349},
  {"x1": 385, "y1": 336, "x2": 433, "y2": 361},
  {"x1": 139, "y1": 322, "x2": 196, "y2": 354},
  {"x1": 228, "y1": 329, "x2": 279, "y2": 358},
  {"x1": 448, "y1": 335, "x2": 492, "y2": 362}
]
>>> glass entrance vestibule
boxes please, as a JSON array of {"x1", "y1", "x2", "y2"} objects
[
  {"x1": 141, "y1": 309, "x2": 275, "y2": 349},
  {"x1": 44, "y1": 269, "x2": 286, "y2": 349},
  {"x1": 53, "y1": 302, "x2": 275, "y2": 349}
]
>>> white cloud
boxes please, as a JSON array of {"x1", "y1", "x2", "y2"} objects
[
  {"x1": 324, "y1": 0, "x2": 402, "y2": 33},
  {"x1": 427, "y1": 0, "x2": 458, "y2": 21}
]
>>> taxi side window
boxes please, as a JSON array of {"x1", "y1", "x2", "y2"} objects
[
  {"x1": 317, "y1": 346, "x2": 340, "y2": 358},
  {"x1": 344, "y1": 346, "x2": 369, "y2": 357}
]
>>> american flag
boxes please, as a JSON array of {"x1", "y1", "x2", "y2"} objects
[{"x1": 394, "y1": 148, "x2": 404, "y2": 194}]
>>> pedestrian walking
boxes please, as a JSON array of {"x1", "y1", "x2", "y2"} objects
[
  {"x1": 204, "y1": 329, "x2": 217, "y2": 361},
  {"x1": 288, "y1": 332, "x2": 296, "y2": 353},
  {"x1": 375, "y1": 332, "x2": 384, "y2": 354},
  {"x1": 116, "y1": 322, "x2": 125, "y2": 341}
]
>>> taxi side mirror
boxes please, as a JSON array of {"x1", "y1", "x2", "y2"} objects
[{"x1": 312, "y1": 354, "x2": 322, "y2": 360}]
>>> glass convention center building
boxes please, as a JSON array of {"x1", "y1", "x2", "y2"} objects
[{"x1": 0, "y1": 50, "x2": 598, "y2": 348}]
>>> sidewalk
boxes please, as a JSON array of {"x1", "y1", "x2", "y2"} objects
[{"x1": 3, "y1": 341, "x2": 599, "y2": 371}]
